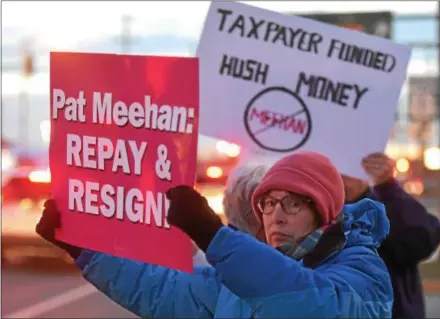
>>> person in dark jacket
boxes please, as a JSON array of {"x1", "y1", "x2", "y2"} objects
[{"x1": 342, "y1": 152, "x2": 440, "y2": 319}]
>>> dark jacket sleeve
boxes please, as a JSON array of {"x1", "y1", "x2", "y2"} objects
[{"x1": 374, "y1": 179, "x2": 440, "y2": 265}]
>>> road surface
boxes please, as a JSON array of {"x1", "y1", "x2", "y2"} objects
[
  {"x1": 2, "y1": 263, "x2": 138, "y2": 318},
  {"x1": 2, "y1": 262, "x2": 440, "y2": 318}
]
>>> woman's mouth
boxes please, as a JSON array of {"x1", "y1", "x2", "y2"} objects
[{"x1": 270, "y1": 232, "x2": 291, "y2": 242}]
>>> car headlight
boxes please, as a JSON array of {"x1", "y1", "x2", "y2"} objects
[
  {"x1": 216, "y1": 140, "x2": 241, "y2": 158},
  {"x1": 28, "y1": 169, "x2": 51, "y2": 183},
  {"x1": 2, "y1": 150, "x2": 16, "y2": 171}
]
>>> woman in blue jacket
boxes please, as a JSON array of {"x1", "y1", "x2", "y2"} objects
[{"x1": 36, "y1": 151, "x2": 393, "y2": 318}]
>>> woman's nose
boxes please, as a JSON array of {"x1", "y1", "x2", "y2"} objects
[{"x1": 272, "y1": 203, "x2": 287, "y2": 224}]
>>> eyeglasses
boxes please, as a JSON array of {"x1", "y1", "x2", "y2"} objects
[{"x1": 257, "y1": 193, "x2": 312, "y2": 215}]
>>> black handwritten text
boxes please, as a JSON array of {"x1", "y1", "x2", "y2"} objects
[
  {"x1": 295, "y1": 72, "x2": 369, "y2": 109},
  {"x1": 219, "y1": 54, "x2": 269, "y2": 85},
  {"x1": 217, "y1": 8, "x2": 323, "y2": 55}
]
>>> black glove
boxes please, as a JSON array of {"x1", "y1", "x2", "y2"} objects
[
  {"x1": 166, "y1": 185, "x2": 223, "y2": 252},
  {"x1": 35, "y1": 199, "x2": 82, "y2": 259}
]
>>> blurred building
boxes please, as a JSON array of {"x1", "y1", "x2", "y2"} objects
[{"x1": 388, "y1": 14, "x2": 439, "y2": 162}]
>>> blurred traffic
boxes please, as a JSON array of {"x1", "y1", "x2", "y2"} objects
[{"x1": 1, "y1": 137, "x2": 67, "y2": 264}]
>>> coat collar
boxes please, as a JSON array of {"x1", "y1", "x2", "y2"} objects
[{"x1": 302, "y1": 221, "x2": 346, "y2": 269}]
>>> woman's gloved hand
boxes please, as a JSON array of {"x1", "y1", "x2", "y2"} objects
[
  {"x1": 166, "y1": 185, "x2": 224, "y2": 252},
  {"x1": 35, "y1": 199, "x2": 82, "y2": 259}
]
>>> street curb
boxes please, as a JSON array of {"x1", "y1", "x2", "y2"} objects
[{"x1": 423, "y1": 280, "x2": 440, "y2": 293}]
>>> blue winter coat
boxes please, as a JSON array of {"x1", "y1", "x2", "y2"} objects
[{"x1": 76, "y1": 198, "x2": 393, "y2": 318}]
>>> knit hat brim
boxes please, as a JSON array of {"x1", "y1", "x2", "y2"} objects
[{"x1": 251, "y1": 166, "x2": 336, "y2": 225}]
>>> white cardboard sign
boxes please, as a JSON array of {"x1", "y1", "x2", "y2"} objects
[{"x1": 196, "y1": 1, "x2": 411, "y2": 179}]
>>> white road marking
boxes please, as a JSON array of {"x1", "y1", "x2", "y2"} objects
[{"x1": 3, "y1": 283, "x2": 97, "y2": 318}]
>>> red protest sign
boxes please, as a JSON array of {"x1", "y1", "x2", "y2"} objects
[{"x1": 49, "y1": 52, "x2": 199, "y2": 272}]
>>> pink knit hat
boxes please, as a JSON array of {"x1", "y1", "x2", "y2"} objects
[{"x1": 251, "y1": 151, "x2": 344, "y2": 226}]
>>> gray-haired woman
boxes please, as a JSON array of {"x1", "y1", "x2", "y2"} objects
[
  {"x1": 223, "y1": 162, "x2": 269, "y2": 239},
  {"x1": 192, "y1": 162, "x2": 270, "y2": 262}
]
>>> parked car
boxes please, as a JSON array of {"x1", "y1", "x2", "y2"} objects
[{"x1": 1, "y1": 140, "x2": 69, "y2": 264}]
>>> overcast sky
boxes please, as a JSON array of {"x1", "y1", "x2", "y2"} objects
[{"x1": 3, "y1": 1, "x2": 437, "y2": 53}]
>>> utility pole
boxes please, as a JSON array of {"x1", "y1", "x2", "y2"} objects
[
  {"x1": 437, "y1": 4, "x2": 440, "y2": 149},
  {"x1": 437, "y1": 4, "x2": 440, "y2": 214},
  {"x1": 19, "y1": 39, "x2": 34, "y2": 148},
  {"x1": 121, "y1": 15, "x2": 132, "y2": 54}
]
